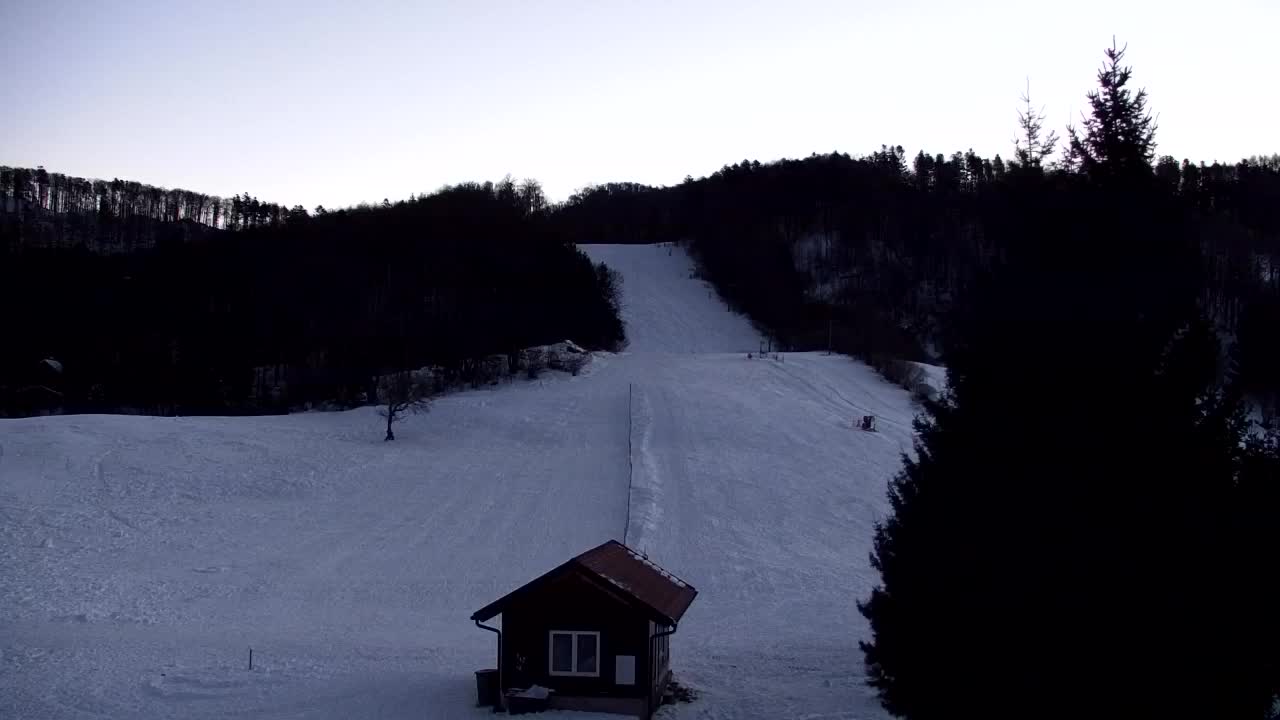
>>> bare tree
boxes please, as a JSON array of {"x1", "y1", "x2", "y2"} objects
[
  {"x1": 378, "y1": 371, "x2": 432, "y2": 441},
  {"x1": 517, "y1": 178, "x2": 547, "y2": 215}
]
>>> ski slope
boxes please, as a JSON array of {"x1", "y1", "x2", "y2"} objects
[
  {"x1": 620, "y1": 356, "x2": 912, "y2": 718},
  {"x1": 581, "y1": 243, "x2": 762, "y2": 353},
  {"x1": 1, "y1": 243, "x2": 912, "y2": 719}
]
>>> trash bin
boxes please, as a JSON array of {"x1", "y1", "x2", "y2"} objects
[{"x1": 475, "y1": 669, "x2": 499, "y2": 707}]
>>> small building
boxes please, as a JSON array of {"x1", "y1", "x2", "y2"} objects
[{"x1": 471, "y1": 539, "x2": 697, "y2": 718}]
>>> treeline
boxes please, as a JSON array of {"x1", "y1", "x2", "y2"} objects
[
  {"x1": 0, "y1": 165, "x2": 305, "y2": 253},
  {"x1": 549, "y1": 145, "x2": 1280, "y2": 412},
  {"x1": 2, "y1": 178, "x2": 623, "y2": 416}
]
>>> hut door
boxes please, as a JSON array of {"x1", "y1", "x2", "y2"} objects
[{"x1": 615, "y1": 655, "x2": 636, "y2": 685}]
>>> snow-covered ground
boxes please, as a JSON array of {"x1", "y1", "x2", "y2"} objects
[
  {"x1": 582, "y1": 243, "x2": 762, "y2": 354},
  {"x1": 909, "y1": 361, "x2": 949, "y2": 400},
  {"x1": 1, "y1": 243, "x2": 913, "y2": 719}
]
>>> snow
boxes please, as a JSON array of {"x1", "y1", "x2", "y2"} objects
[
  {"x1": 625, "y1": 382, "x2": 662, "y2": 555},
  {"x1": 508, "y1": 684, "x2": 552, "y2": 699},
  {"x1": 610, "y1": 354, "x2": 912, "y2": 719},
  {"x1": 909, "y1": 360, "x2": 949, "y2": 400},
  {"x1": 581, "y1": 243, "x2": 763, "y2": 353},
  {"x1": 1, "y1": 243, "x2": 913, "y2": 719}
]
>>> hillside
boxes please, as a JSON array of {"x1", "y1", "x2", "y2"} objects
[
  {"x1": 2, "y1": 180, "x2": 624, "y2": 417},
  {"x1": 0, "y1": 243, "x2": 916, "y2": 719}
]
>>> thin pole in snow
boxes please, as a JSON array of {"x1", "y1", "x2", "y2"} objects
[{"x1": 248, "y1": 647, "x2": 253, "y2": 670}]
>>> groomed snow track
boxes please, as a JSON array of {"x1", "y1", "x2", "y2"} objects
[{"x1": 1, "y1": 243, "x2": 912, "y2": 719}]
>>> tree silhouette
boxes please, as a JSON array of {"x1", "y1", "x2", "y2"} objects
[
  {"x1": 378, "y1": 370, "x2": 432, "y2": 441},
  {"x1": 1065, "y1": 39, "x2": 1158, "y2": 181},
  {"x1": 1013, "y1": 79, "x2": 1059, "y2": 169},
  {"x1": 1, "y1": 175, "x2": 626, "y2": 416}
]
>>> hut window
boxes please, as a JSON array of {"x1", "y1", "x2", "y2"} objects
[{"x1": 548, "y1": 630, "x2": 601, "y2": 677}]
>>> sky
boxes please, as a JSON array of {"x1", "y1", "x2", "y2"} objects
[{"x1": 3, "y1": 0, "x2": 1276, "y2": 210}]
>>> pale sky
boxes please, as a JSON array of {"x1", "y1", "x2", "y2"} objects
[{"x1": 3, "y1": 0, "x2": 1276, "y2": 210}]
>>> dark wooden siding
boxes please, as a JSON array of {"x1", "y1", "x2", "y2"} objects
[{"x1": 501, "y1": 572, "x2": 650, "y2": 699}]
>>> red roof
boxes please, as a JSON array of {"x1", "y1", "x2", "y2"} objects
[{"x1": 471, "y1": 540, "x2": 697, "y2": 625}]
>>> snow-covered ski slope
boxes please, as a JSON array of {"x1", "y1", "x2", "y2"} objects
[
  {"x1": 582, "y1": 243, "x2": 762, "y2": 353},
  {"x1": 1, "y1": 243, "x2": 911, "y2": 719}
]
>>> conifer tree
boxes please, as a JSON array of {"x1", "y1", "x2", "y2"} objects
[
  {"x1": 1065, "y1": 40, "x2": 1157, "y2": 181},
  {"x1": 859, "y1": 43, "x2": 1280, "y2": 720},
  {"x1": 1013, "y1": 79, "x2": 1058, "y2": 170}
]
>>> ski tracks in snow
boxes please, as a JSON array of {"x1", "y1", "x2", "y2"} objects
[{"x1": 625, "y1": 383, "x2": 662, "y2": 555}]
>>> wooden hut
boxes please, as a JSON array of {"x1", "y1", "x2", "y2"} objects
[{"x1": 471, "y1": 539, "x2": 697, "y2": 717}]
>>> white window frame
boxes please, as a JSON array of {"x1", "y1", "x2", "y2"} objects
[{"x1": 548, "y1": 630, "x2": 601, "y2": 677}]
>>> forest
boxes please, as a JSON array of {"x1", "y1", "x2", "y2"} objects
[
  {"x1": 549, "y1": 142, "x2": 1280, "y2": 417},
  {"x1": 5, "y1": 141, "x2": 1278, "y2": 417},
  {"x1": 1, "y1": 177, "x2": 622, "y2": 416}
]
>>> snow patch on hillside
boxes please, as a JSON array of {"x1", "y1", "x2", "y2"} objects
[{"x1": 909, "y1": 361, "x2": 949, "y2": 400}]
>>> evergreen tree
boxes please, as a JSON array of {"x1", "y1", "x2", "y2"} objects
[
  {"x1": 859, "y1": 45, "x2": 1280, "y2": 720},
  {"x1": 1179, "y1": 159, "x2": 1201, "y2": 197},
  {"x1": 1065, "y1": 40, "x2": 1158, "y2": 181},
  {"x1": 912, "y1": 151, "x2": 935, "y2": 191},
  {"x1": 1013, "y1": 79, "x2": 1058, "y2": 170},
  {"x1": 1155, "y1": 154, "x2": 1181, "y2": 191}
]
